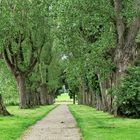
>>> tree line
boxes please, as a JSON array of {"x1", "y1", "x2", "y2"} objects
[{"x1": 0, "y1": 0, "x2": 140, "y2": 118}]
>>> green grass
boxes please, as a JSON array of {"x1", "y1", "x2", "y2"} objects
[
  {"x1": 55, "y1": 93, "x2": 72, "y2": 103},
  {"x1": 0, "y1": 105, "x2": 56, "y2": 140},
  {"x1": 69, "y1": 105, "x2": 140, "y2": 140}
]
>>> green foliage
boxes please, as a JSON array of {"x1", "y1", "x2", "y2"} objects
[
  {"x1": 0, "y1": 61, "x2": 18, "y2": 105},
  {"x1": 0, "y1": 0, "x2": 49, "y2": 72},
  {"x1": 112, "y1": 66, "x2": 140, "y2": 117},
  {"x1": 122, "y1": 0, "x2": 140, "y2": 23},
  {"x1": 49, "y1": 0, "x2": 116, "y2": 99},
  {"x1": 47, "y1": 48, "x2": 63, "y2": 91},
  {"x1": 0, "y1": 0, "x2": 139, "y2": 117}
]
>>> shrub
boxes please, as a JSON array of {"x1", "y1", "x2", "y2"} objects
[{"x1": 113, "y1": 66, "x2": 140, "y2": 118}]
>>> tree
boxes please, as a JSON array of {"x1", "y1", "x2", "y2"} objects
[{"x1": 0, "y1": 0, "x2": 48, "y2": 108}]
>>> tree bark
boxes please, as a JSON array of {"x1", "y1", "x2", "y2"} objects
[
  {"x1": 79, "y1": 82, "x2": 86, "y2": 105},
  {"x1": 47, "y1": 93, "x2": 54, "y2": 105},
  {"x1": 16, "y1": 75, "x2": 29, "y2": 109},
  {"x1": 0, "y1": 95, "x2": 11, "y2": 116},
  {"x1": 39, "y1": 84, "x2": 48, "y2": 105},
  {"x1": 38, "y1": 84, "x2": 54, "y2": 105},
  {"x1": 73, "y1": 93, "x2": 76, "y2": 104}
]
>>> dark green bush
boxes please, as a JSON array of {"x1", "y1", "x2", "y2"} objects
[{"x1": 113, "y1": 66, "x2": 140, "y2": 118}]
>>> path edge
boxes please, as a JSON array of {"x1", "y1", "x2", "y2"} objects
[
  {"x1": 18, "y1": 105, "x2": 59, "y2": 140},
  {"x1": 68, "y1": 104, "x2": 83, "y2": 140}
]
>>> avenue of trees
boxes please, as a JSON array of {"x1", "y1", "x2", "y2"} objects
[{"x1": 0, "y1": 0, "x2": 140, "y2": 118}]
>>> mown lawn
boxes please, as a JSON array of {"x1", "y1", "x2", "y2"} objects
[
  {"x1": 69, "y1": 105, "x2": 140, "y2": 140},
  {"x1": 55, "y1": 93, "x2": 73, "y2": 103},
  {"x1": 0, "y1": 105, "x2": 56, "y2": 140}
]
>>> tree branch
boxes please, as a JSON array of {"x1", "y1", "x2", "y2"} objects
[
  {"x1": 113, "y1": 0, "x2": 125, "y2": 47},
  {"x1": 125, "y1": 17, "x2": 140, "y2": 48},
  {"x1": 25, "y1": 58, "x2": 37, "y2": 76},
  {"x1": 3, "y1": 46, "x2": 17, "y2": 77}
]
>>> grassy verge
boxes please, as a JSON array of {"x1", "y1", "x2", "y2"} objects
[
  {"x1": 0, "y1": 105, "x2": 57, "y2": 140},
  {"x1": 69, "y1": 105, "x2": 140, "y2": 140}
]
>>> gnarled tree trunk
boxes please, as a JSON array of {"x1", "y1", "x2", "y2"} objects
[
  {"x1": 38, "y1": 84, "x2": 54, "y2": 105},
  {"x1": 16, "y1": 75, "x2": 28, "y2": 109},
  {"x1": 0, "y1": 95, "x2": 10, "y2": 116},
  {"x1": 39, "y1": 84, "x2": 49, "y2": 105}
]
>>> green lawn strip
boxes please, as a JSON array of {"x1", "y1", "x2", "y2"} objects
[
  {"x1": 0, "y1": 105, "x2": 57, "y2": 140},
  {"x1": 55, "y1": 93, "x2": 73, "y2": 103},
  {"x1": 69, "y1": 105, "x2": 140, "y2": 140}
]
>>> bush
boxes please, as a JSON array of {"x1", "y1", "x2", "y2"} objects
[{"x1": 113, "y1": 66, "x2": 140, "y2": 118}]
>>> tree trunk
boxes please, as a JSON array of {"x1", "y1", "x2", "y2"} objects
[
  {"x1": 38, "y1": 84, "x2": 54, "y2": 105},
  {"x1": 89, "y1": 87, "x2": 96, "y2": 107},
  {"x1": 78, "y1": 84, "x2": 84, "y2": 104},
  {"x1": 16, "y1": 75, "x2": 28, "y2": 109},
  {"x1": 39, "y1": 84, "x2": 48, "y2": 105},
  {"x1": 26, "y1": 89, "x2": 38, "y2": 108},
  {"x1": 97, "y1": 74, "x2": 114, "y2": 113},
  {"x1": 0, "y1": 95, "x2": 11, "y2": 116},
  {"x1": 95, "y1": 91, "x2": 103, "y2": 110},
  {"x1": 47, "y1": 93, "x2": 54, "y2": 105},
  {"x1": 16, "y1": 76, "x2": 41, "y2": 109},
  {"x1": 73, "y1": 93, "x2": 76, "y2": 104},
  {"x1": 34, "y1": 92, "x2": 41, "y2": 106}
]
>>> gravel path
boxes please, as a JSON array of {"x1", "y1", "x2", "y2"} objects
[{"x1": 22, "y1": 104, "x2": 82, "y2": 140}]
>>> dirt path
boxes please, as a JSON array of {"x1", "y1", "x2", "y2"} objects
[{"x1": 22, "y1": 104, "x2": 82, "y2": 140}]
